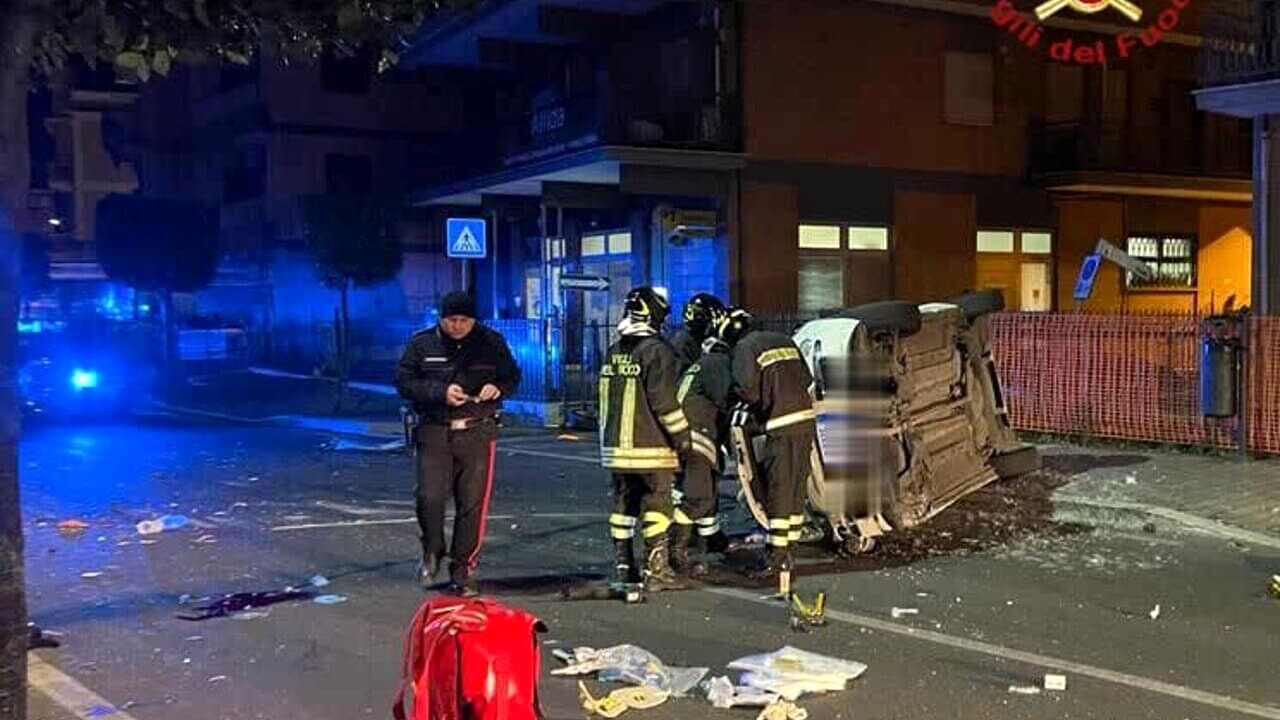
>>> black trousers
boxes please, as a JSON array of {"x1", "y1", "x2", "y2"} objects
[
  {"x1": 609, "y1": 472, "x2": 674, "y2": 546},
  {"x1": 675, "y1": 454, "x2": 721, "y2": 539},
  {"x1": 758, "y1": 427, "x2": 815, "y2": 550},
  {"x1": 415, "y1": 423, "x2": 498, "y2": 574}
]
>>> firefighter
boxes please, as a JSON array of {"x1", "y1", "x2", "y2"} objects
[
  {"x1": 599, "y1": 286, "x2": 691, "y2": 592},
  {"x1": 395, "y1": 291, "x2": 521, "y2": 596},
  {"x1": 669, "y1": 293, "x2": 727, "y2": 370},
  {"x1": 717, "y1": 306, "x2": 817, "y2": 579},
  {"x1": 670, "y1": 328, "x2": 733, "y2": 576}
]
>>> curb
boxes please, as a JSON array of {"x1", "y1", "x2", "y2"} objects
[{"x1": 1053, "y1": 495, "x2": 1280, "y2": 551}]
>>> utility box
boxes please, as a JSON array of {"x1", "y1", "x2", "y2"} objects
[{"x1": 1200, "y1": 313, "x2": 1244, "y2": 418}]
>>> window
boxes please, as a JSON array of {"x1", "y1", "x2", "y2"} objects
[
  {"x1": 608, "y1": 232, "x2": 631, "y2": 255},
  {"x1": 324, "y1": 154, "x2": 372, "y2": 195},
  {"x1": 944, "y1": 52, "x2": 994, "y2": 127},
  {"x1": 581, "y1": 231, "x2": 630, "y2": 258},
  {"x1": 797, "y1": 222, "x2": 891, "y2": 312},
  {"x1": 582, "y1": 233, "x2": 607, "y2": 257},
  {"x1": 798, "y1": 224, "x2": 841, "y2": 249},
  {"x1": 976, "y1": 229, "x2": 1053, "y2": 254},
  {"x1": 1126, "y1": 234, "x2": 1195, "y2": 288}
]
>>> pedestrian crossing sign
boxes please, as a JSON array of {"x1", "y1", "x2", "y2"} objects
[{"x1": 446, "y1": 218, "x2": 487, "y2": 259}]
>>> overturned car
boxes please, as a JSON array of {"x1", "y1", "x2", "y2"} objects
[{"x1": 733, "y1": 290, "x2": 1041, "y2": 555}]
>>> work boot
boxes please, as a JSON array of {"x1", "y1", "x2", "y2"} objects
[
  {"x1": 669, "y1": 525, "x2": 707, "y2": 577},
  {"x1": 613, "y1": 539, "x2": 640, "y2": 585},
  {"x1": 642, "y1": 536, "x2": 686, "y2": 592},
  {"x1": 417, "y1": 551, "x2": 442, "y2": 588},
  {"x1": 747, "y1": 546, "x2": 793, "y2": 581}
]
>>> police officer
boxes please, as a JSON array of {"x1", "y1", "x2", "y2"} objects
[
  {"x1": 717, "y1": 306, "x2": 816, "y2": 579},
  {"x1": 395, "y1": 291, "x2": 521, "y2": 596},
  {"x1": 670, "y1": 324, "x2": 733, "y2": 576},
  {"x1": 599, "y1": 287, "x2": 690, "y2": 592},
  {"x1": 669, "y1": 293, "x2": 727, "y2": 370}
]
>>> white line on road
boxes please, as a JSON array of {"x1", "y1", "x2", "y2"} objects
[
  {"x1": 499, "y1": 447, "x2": 598, "y2": 465},
  {"x1": 29, "y1": 655, "x2": 142, "y2": 720},
  {"x1": 270, "y1": 512, "x2": 603, "y2": 532},
  {"x1": 704, "y1": 587, "x2": 1280, "y2": 720},
  {"x1": 314, "y1": 500, "x2": 401, "y2": 517}
]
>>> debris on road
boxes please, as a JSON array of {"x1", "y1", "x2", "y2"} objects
[
  {"x1": 704, "y1": 676, "x2": 780, "y2": 708},
  {"x1": 789, "y1": 592, "x2": 826, "y2": 632},
  {"x1": 726, "y1": 646, "x2": 867, "y2": 700},
  {"x1": 755, "y1": 698, "x2": 809, "y2": 720},
  {"x1": 314, "y1": 594, "x2": 348, "y2": 605},
  {"x1": 552, "y1": 645, "x2": 708, "y2": 696},
  {"x1": 309, "y1": 574, "x2": 330, "y2": 588},
  {"x1": 208, "y1": 675, "x2": 229, "y2": 683},
  {"x1": 579, "y1": 681, "x2": 670, "y2": 717},
  {"x1": 891, "y1": 607, "x2": 919, "y2": 618},
  {"x1": 136, "y1": 515, "x2": 190, "y2": 535},
  {"x1": 1269, "y1": 575, "x2": 1280, "y2": 599},
  {"x1": 81, "y1": 571, "x2": 104, "y2": 580},
  {"x1": 1044, "y1": 674, "x2": 1067, "y2": 691},
  {"x1": 1008, "y1": 685, "x2": 1041, "y2": 695},
  {"x1": 177, "y1": 588, "x2": 313, "y2": 621},
  {"x1": 325, "y1": 437, "x2": 404, "y2": 452},
  {"x1": 1149, "y1": 604, "x2": 1161, "y2": 620},
  {"x1": 557, "y1": 434, "x2": 581, "y2": 441},
  {"x1": 26, "y1": 623, "x2": 63, "y2": 650},
  {"x1": 57, "y1": 519, "x2": 89, "y2": 534}
]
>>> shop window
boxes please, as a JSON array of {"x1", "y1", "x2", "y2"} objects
[{"x1": 1126, "y1": 234, "x2": 1196, "y2": 288}]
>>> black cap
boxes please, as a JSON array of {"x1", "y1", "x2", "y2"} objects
[{"x1": 439, "y1": 291, "x2": 476, "y2": 319}]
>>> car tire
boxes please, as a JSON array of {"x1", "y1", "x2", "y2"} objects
[
  {"x1": 833, "y1": 301, "x2": 923, "y2": 337},
  {"x1": 949, "y1": 290, "x2": 1006, "y2": 322},
  {"x1": 990, "y1": 445, "x2": 1041, "y2": 479}
]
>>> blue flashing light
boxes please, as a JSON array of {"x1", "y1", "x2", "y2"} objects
[{"x1": 71, "y1": 369, "x2": 99, "y2": 390}]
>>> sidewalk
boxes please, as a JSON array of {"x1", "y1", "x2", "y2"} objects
[{"x1": 1042, "y1": 443, "x2": 1280, "y2": 547}]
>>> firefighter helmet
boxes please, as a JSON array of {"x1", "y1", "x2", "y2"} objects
[
  {"x1": 623, "y1": 286, "x2": 672, "y2": 330},
  {"x1": 716, "y1": 306, "x2": 755, "y2": 346},
  {"x1": 682, "y1": 293, "x2": 726, "y2": 338}
]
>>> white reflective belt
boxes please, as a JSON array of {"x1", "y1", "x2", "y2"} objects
[{"x1": 765, "y1": 408, "x2": 817, "y2": 432}]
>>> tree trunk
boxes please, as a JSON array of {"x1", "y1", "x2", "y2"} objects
[{"x1": 0, "y1": 3, "x2": 44, "y2": 718}]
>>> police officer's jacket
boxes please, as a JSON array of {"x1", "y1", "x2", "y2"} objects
[
  {"x1": 395, "y1": 324, "x2": 521, "y2": 426},
  {"x1": 730, "y1": 329, "x2": 816, "y2": 435},
  {"x1": 599, "y1": 321, "x2": 690, "y2": 471},
  {"x1": 677, "y1": 342, "x2": 733, "y2": 466},
  {"x1": 668, "y1": 328, "x2": 702, "y2": 372}
]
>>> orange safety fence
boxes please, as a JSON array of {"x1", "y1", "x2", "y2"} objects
[{"x1": 988, "y1": 312, "x2": 1280, "y2": 453}]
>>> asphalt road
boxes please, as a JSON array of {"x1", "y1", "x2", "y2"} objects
[{"x1": 20, "y1": 416, "x2": 1280, "y2": 720}]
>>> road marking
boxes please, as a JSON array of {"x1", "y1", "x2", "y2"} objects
[
  {"x1": 314, "y1": 500, "x2": 401, "y2": 517},
  {"x1": 704, "y1": 587, "x2": 1280, "y2": 720},
  {"x1": 270, "y1": 512, "x2": 603, "y2": 532},
  {"x1": 29, "y1": 655, "x2": 142, "y2": 720},
  {"x1": 499, "y1": 447, "x2": 598, "y2": 465}
]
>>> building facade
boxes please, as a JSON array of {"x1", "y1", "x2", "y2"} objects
[{"x1": 405, "y1": 0, "x2": 1253, "y2": 320}]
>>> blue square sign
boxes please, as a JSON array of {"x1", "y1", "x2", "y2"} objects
[
  {"x1": 446, "y1": 218, "x2": 487, "y2": 259},
  {"x1": 1073, "y1": 253, "x2": 1102, "y2": 301}
]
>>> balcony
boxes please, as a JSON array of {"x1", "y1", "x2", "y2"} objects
[
  {"x1": 496, "y1": 91, "x2": 740, "y2": 168},
  {"x1": 1200, "y1": 0, "x2": 1280, "y2": 88},
  {"x1": 1027, "y1": 121, "x2": 1251, "y2": 181}
]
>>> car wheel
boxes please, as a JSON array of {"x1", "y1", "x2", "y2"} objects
[
  {"x1": 949, "y1": 290, "x2": 1006, "y2": 322},
  {"x1": 834, "y1": 301, "x2": 923, "y2": 337}
]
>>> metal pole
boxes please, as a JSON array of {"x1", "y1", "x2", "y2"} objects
[
  {"x1": 1238, "y1": 312, "x2": 1250, "y2": 463},
  {"x1": 490, "y1": 209, "x2": 499, "y2": 320}
]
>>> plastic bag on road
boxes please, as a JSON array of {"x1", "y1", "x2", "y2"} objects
[
  {"x1": 727, "y1": 646, "x2": 867, "y2": 700},
  {"x1": 552, "y1": 645, "x2": 708, "y2": 697}
]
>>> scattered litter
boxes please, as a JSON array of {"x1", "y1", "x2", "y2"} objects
[
  {"x1": 248, "y1": 476, "x2": 260, "y2": 483},
  {"x1": 1124, "y1": 474, "x2": 1138, "y2": 485},
  {"x1": 177, "y1": 589, "x2": 313, "y2": 621},
  {"x1": 27, "y1": 623, "x2": 63, "y2": 650},
  {"x1": 552, "y1": 645, "x2": 707, "y2": 696},
  {"x1": 208, "y1": 675, "x2": 228, "y2": 683},
  {"x1": 704, "y1": 676, "x2": 780, "y2": 708},
  {"x1": 116, "y1": 540, "x2": 132, "y2": 547},
  {"x1": 183, "y1": 658, "x2": 192, "y2": 665},
  {"x1": 136, "y1": 515, "x2": 189, "y2": 535},
  {"x1": 1008, "y1": 685, "x2": 1041, "y2": 695},
  {"x1": 727, "y1": 646, "x2": 867, "y2": 701},
  {"x1": 755, "y1": 698, "x2": 808, "y2": 720},
  {"x1": 309, "y1": 574, "x2": 330, "y2": 588},
  {"x1": 314, "y1": 594, "x2": 348, "y2": 605},
  {"x1": 557, "y1": 434, "x2": 581, "y2": 441},
  {"x1": 194, "y1": 534, "x2": 217, "y2": 545},
  {"x1": 511, "y1": 523, "x2": 520, "y2": 530},
  {"x1": 85, "y1": 706, "x2": 118, "y2": 717},
  {"x1": 890, "y1": 607, "x2": 918, "y2": 619},
  {"x1": 232, "y1": 502, "x2": 250, "y2": 510},
  {"x1": 139, "y1": 539, "x2": 158, "y2": 546},
  {"x1": 57, "y1": 519, "x2": 89, "y2": 533},
  {"x1": 1149, "y1": 604, "x2": 1161, "y2": 620},
  {"x1": 1044, "y1": 674, "x2": 1067, "y2": 691},
  {"x1": 1269, "y1": 575, "x2": 1280, "y2": 599},
  {"x1": 232, "y1": 612, "x2": 270, "y2": 621},
  {"x1": 185, "y1": 636, "x2": 204, "y2": 643},
  {"x1": 81, "y1": 571, "x2": 104, "y2": 580},
  {"x1": 579, "y1": 681, "x2": 670, "y2": 717},
  {"x1": 914, "y1": 592, "x2": 930, "y2": 598}
]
